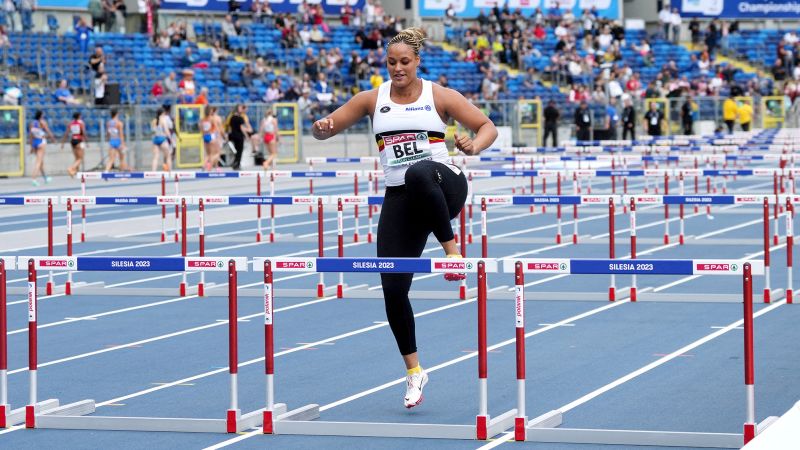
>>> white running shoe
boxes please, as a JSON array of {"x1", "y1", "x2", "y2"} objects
[{"x1": 404, "y1": 369, "x2": 428, "y2": 408}]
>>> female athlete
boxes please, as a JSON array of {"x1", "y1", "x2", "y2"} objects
[{"x1": 312, "y1": 27, "x2": 497, "y2": 409}]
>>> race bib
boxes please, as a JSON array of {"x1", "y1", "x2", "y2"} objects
[
  {"x1": 384, "y1": 132, "x2": 432, "y2": 167},
  {"x1": 70, "y1": 124, "x2": 81, "y2": 135},
  {"x1": 583, "y1": 114, "x2": 589, "y2": 123},
  {"x1": 202, "y1": 122, "x2": 211, "y2": 132},
  {"x1": 650, "y1": 116, "x2": 658, "y2": 126}
]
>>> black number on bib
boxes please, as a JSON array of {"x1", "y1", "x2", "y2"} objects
[{"x1": 393, "y1": 141, "x2": 421, "y2": 158}]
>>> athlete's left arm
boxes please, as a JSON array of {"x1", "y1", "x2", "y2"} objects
[{"x1": 437, "y1": 86, "x2": 497, "y2": 155}]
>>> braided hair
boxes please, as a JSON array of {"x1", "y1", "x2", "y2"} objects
[{"x1": 387, "y1": 27, "x2": 426, "y2": 56}]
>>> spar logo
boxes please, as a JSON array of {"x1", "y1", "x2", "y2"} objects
[
  {"x1": 293, "y1": 198, "x2": 315, "y2": 204},
  {"x1": 735, "y1": 196, "x2": 759, "y2": 203},
  {"x1": 434, "y1": 261, "x2": 467, "y2": 270},
  {"x1": 636, "y1": 196, "x2": 661, "y2": 203},
  {"x1": 485, "y1": 197, "x2": 511, "y2": 204},
  {"x1": 383, "y1": 133, "x2": 416, "y2": 145},
  {"x1": 203, "y1": 197, "x2": 227, "y2": 204},
  {"x1": 527, "y1": 262, "x2": 566, "y2": 271},
  {"x1": 39, "y1": 259, "x2": 73, "y2": 268},
  {"x1": 187, "y1": 260, "x2": 223, "y2": 268},
  {"x1": 696, "y1": 263, "x2": 737, "y2": 272},
  {"x1": 275, "y1": 261, "x2": 314, "y2": 269}
]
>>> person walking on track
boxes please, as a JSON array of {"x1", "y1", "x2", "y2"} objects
[
  {"x1": 311, "y1": 27, "x2": 498, "y2": 409},
  {"x1": 105, "y1": 109, "x2": 129, "y2": 172},
  {"x1": 259, "y1": 108, "x2": 280, "y2": 169},
  {"x1": 29, "y1": 110, "x2": 55, "y2": 186},
  {"x1": 61, "y1": 112, "x2": 87, "y2": 178},
  {"x1": 151, "y1": 108, "x2": 172, "y2": 171}
]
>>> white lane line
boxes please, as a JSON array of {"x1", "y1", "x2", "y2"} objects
[
  {"x1": 694, "y1": 217, "x2": 764, "y2": 239},
  {"x1": 477, "y1": 299, "x2": 786, "y2": 450},
  {"x1": 203, "y1": 294, "x2": 634, "y2": 450}
]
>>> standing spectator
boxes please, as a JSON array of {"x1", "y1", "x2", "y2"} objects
[
  {"x1": 689, "y1": 17, "x2": 700, "y2": 49},
  {"x1": 75, "y1": 18, "x2": 93, "y2": 53},
  {"x1": 221, "y1": 14, "x2": 238, "y2": 48},
  {"x1": 297, "y1": 89, "x2": 316, "y2": 122},
  {"x1": 444, "y1": 3, "x2": 455, "y2": 28},
  {"x1": 88, "y1": 0, "x2": 105, "y2": 32},
  {"x1": 605, "y1": 98, "x2": 619, "y2": 140},
  {"x1": 658, "y1": 4, "x2": 671, "y2": 41},
  {"x1": 364, "y1": 0, "x2": 376, "y2": 24},
  {"x1": 574, "y1": 101, "x2": 592, "y2": 141},
  {"x1": 681, "y1": 96, "x2": 695, "y2": 135},
  {"x1": 721, "y1": 96, "x2": 736, "y2": 134},
  {"x1": 113, "y1": 0, "x2": 126, "y2": 32},
  {"x1": 0, "y1": 25, "x2": 9, "y2": 51},
  {"x1": 2, "y1": 0, "x2": 16, "y2": 32},
  {"x1": 19, "y1": 0, "x2": 35, "y2": 32},
  {"x1": 102, "y1": 0, "x2": 116, "y2": 32},
  {"x1": 313, "y1": 72, "x2": 333, "y2": 113},
  {"x1": 705, "y1": 20, "x2": 719, "y2": 56},
  {"x1": 93, "y1": 70, "x2": 108, "y2": 106},
  {"x1": 303, "y1": 47, "x2": 319, "y2": 81},
  {"x1": 340, "y1": 3, "x2": 353, "y2": 26},
  {"x1": 738, "y1": 100, "x2": 753, "y2": 131},
  {"x1": 670, "y1": 8, "x2": 681, "y2": 44},
  {"x1": 227, "y1": 0, "x2": 240, "y2": 21},
  {"x1": 89, "y1": 46, "x2": 105, "y2": 74},
  {"x1": 621, "y1": 97, "x2": 636, "y2": 140},
  {"x1": 643, "y1": 102, "x2": 664, "y2": 137},
  {"x1": 772, "y1": 58, "x2": 787, "y2": 82},
  {"x1": 543, "y1": 100, "x2": 560, "y2": 147}
]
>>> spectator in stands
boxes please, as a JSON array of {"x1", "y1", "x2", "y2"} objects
[
  {"x1": 210, "y1": 40, "x2": 229, "y2": 62},
  {"x1": 604, "y1": 97, "x2": 619, "y2": 140},
  {"x1": 310, "y1": 24, "x2": 330, "y2": 44},
  {"x1": 163, "y1": 71, "x2": 178, "y2": 97},
  {"x1": 156, "y1": 30, "x2": 169, "y2": 48},
  {"x1": 686, "y1": 17, "x2": 700, "y2": 48},
  {"x1": 543, "y1": 100, "x2": 559, "y2": 147},
  {"x1": 88, "y1": 0, "x2": 105, "y2": 32},
  {"x1": 253, "y1": 57, "x2": 269, "y2": 82},
  {"x1": 89, "y1": 46, "x2": 105, "y2": 74},
  {"x1": 738, "y1": 100, "x2": 753, "y2": 131},
  {"x1": 444, "y1": 3, "x2": 455, "y2": 28},
  {"x1": 298, "y1": 25, "x2": 311, "y2": 46},
  {"x1": 681, "y1": 96, "x2": 695, "y2": 135},
  {"x1": 625, "y1": 73, "x2": 642, "y2": 98},
  {"x1": 340, "y1": 3, "x2": 353, "y2": 26},
  {"x1": 282, "y1": 80, "x2": 301, "y2": 101},
  {"x1": 658, "y1": 4, "x2": 671, "y2": 41},
  {"x1": 2, "y1": 0, "x2": 16, "y2": 32},
  {"x1": 621, "y1": 96, "x2": 635, "y2": 140},
  {"x1": 481, "y1": 71, "x2": 499, "y2": 101},
  {"x1": 222, "y1": 14, "x2": 238, "y2": 48},
  {"x1": 181, "y1": 47, "x2": 197, "y2": 68},
  {"x1": 113, "y1": 0, "x2": 126, "y2": 33},
  {"x1": 313, "y1": 72, "x2": 333, "y2": 112},
  {"x1": 75, "y1": 18, "x2": 93, "y2": 53},
  {"x1": 297, "y1": 89, "x2": 315, "y2": 122},
  {"x1": 150, "y1": 79, "x2": 164, "y2": 99},
  {"x1": 0, "y1": 25, "x2": 9, "y2": 50},
  {"x1": 352, "y1": 8, "x2": 362, "y2": 27},
  {"x1": 55, "y1": 80, "x2": 80, "y2": 105},
  {"x1": 194, "y1": 87, "x2": 208, "y2": 105},
  {"x1": 772, "y1": 58, "x2": 787, "y2": 82},
  {"x1": 241, "y1": 64, "x2": 255, "y2": 88},
  {"x1": 574, "y1": 101, "x2": 591, "y2": 141},
  {"x1": 252, "y1": 0, "x2": 273, "y2": 25},
  {"x1": 705, "y1": 20, "x2": 719, "y2": 56},
  {"x1": 364, "y1": 0, "x2": 376, "y2": 24},
  {"x1": 227, "y1": 0, "x2": 240, "y2": 21},
  {"x1": 19, "y1": 0, "x2": 35, "y2": 32},
  {"x1": 523, "y1": 67, "x2": 537, "y2": 89},
  {"x1": 670, "y1": 8, "x2": 681, "y2": 45},
  {"x1": 101, "y1": 0, "x2": 116, "y2": 32},
  {"x1": 178, "y1": 69, "x2": 196, "y2": 103},
  {"x1": 643, "y1": 102, "x2": 664, "y2": 136},
  {"x1": 264, "y1": 80, "x2": 282, "y2": 102},
  {"x1": 369, "y1": 67, "x2": 383, "y2": 89},
  {"x1": 303, "y1": 47, "x2": 319, "y2": 81},
  {"x1": 93, "y1": 70, "x2": 107, "y2": 106}
]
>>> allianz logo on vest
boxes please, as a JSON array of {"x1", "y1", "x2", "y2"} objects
[{"x1": 405, "y1": 105, "x2": 432, "y2": 112}]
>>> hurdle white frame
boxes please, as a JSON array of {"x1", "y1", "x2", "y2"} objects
[{"x1": 259, "y1": 257, "x2": 517, "y2": 440}]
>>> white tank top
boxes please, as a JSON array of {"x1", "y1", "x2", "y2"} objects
[{"x1": 371, "y1": 79, "x2": 448, "y2": 187}]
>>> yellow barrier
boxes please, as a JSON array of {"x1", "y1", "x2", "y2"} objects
[
  {"x1": 274, "y1": 103, "x2": 300, "y2": 163},
  {"x1": 175, "y1": 104, "x2": 205, "y2": 169},
  {"x1": 518, "y1": 99, "x2": 542, "y2": 146},
  {"x1": 761, "y1": 96, "x2": 785, "y2": 129},
  {"x1": 0, "y1": 106, "x2": 24, "y2": 177}
]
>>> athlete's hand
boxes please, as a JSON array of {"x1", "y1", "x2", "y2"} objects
[
  {"x1": 313, "y1": 117, "x2": 335, "y2": 140},
  {"x1": 454, "y1": 133, "x2": 476, "y2": 155}
]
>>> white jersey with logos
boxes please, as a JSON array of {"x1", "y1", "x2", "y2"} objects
[{"x1": 371, "y1": 78, "x2": 449, "y2": 187}]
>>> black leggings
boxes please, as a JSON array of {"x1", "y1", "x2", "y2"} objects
[
  {"x1": 377, "y1": 161, "x2": 468, "y2": 356},
  {"x1": 229, "y1": 134, "x2": 245, "y2": 169}
]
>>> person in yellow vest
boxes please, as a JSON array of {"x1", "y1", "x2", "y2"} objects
[
  {"x1": 738, "y1": 100, "x2": 753, "y2": 131},
  {"x1": 722, "y1": 96, "x2": 737, "y2": 133}
]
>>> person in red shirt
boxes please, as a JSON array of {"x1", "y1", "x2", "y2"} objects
[
  {"x1": 533, "y1": 23, "x2": 546, "y2": 40},
  {"x1": 340, "y1": 4, "x2": 352, "y2": 26},
  {"x1": 151, "y1": 80, "x2": 164, "y2": 99}
]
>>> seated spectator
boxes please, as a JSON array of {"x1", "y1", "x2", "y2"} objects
[
  {"x1": 221, "y1": 15, "x2": 238, "y2": 46},
  {"x1": 253, "y1": 57, "x2": 269, "y2": 82},
  {"x1": 314, "y1": 72, "x2": 333, "y2": 110},
  {"x1": 241, "y1": 64, "x2": 255, "y2": 88},
  {"x1": 369, "y1": 67, "x2": 384, "y2": 89},
  {"x1": 438, "y1": 74, "x2": 449, "y2": 88},
  {"x1": 163, "y1": 71, "x2": 178, "y2": 97},
  {"x1": 55, "y1": 80, "x2": 80, "y2": 105},
  {"x1": 281, "y1": 24, "x2": 299, "y2": 48},
  {"x1": 156, "y1": 31, "x2": 170, "y2": 49},
  {"x1": 340, "y1": 4, "x2": 353, "y2": 26},
  {"x1": 299, "y1": 25, "x2": 311, "y2": 46},
  {"x1": 151, "y1": 80, "x2": 164, "y2": 98},
  {"x1": 181, "y1": 47, "x2": 198, "y2": 68},
  {"x1": 310, "y1": 24, "x2": 329, "y2": 43},
  {"x1": 481, "y1": 71, "x2": 499, "y2": 100},
  {"x1": 297, "y1": 89, "x2": 316, "y2": 122},
  {"x1": 773, "y1": 58, "x2": 787, "y2": 81},
  {"x1": 533, "y1": 23, "x2": 546, "y2": 41},
  {"x1": 194, "y1": 87, "x2": 208, "y2": 105},
  {"x1": 210, "y1": 40, "x2": 229, "y2": 62},
  {"x1": 282, "y1": 81, "x2": 301, "y2": 101},
  {"x1": 0, "y1": 25, "x2": 9, "y2": 49},
  {"x1": 523, "y1": 67, "x2": 537, "y2": 89},
  {"x1": 264, "y1": 80, "x2": 283, "y2": 102}
]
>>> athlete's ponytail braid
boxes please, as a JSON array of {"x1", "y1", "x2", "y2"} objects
[{"x1": 388, "y1": 27, "x2": 426, "y2": 56}]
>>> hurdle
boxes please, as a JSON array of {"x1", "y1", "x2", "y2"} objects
[
  {"x1": 0, "y1": 196, "x2": 57, "y2": 295},
  {"x1": 17, "y1": 256, "x2": 268, "y2": 433},
  {"x1": 258, "y1": 257, "x2": 518, "y2": 440},
  {"x1": 306, "y1": 159, "x2": 377, "y2": 225},
  {"x1": 507, "y1": 258, "x2": 772, "y2": 447}
]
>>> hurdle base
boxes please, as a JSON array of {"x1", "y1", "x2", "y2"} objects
[
  {"x1": 70, "y1": 283, "x2": 201, "y2": 297},
  {"x1": 487, "y1": 288, "x2": 631, "y2": 302},
  {"x1": 3, "y1": 399, "x2": 60, "y2": 427},
  {"x1": 33, "y1": 400, "x2": 276, "y2": 433},
  {"x1": 212, "y1": 285, "x2": 340, "y2": 298},
  {"x1": 763, "y1": 288, "x2": 785, "y2": 303},
  {"x1": 271, "y1": 403, "x2": 516, "y2": 440},
  {"x1": 634, "y1": 292, "x2": 756, "y2": 303},
  {"x1": 527, "y1": 410, "x2": 563, "y2": 429},
  {"x1": 342, "y1": 288, "x2": 479, "y2": 300},
  {"x1": 523, "y1": 427, "x2": 742, "y2": 448},
  {"x1": 489, "y1": 235, "x2": 593, "y2": 245},
  {"x1": 7, "y1": 285, "x2": 66, "y2": 296}
]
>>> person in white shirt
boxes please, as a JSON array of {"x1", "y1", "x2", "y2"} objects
[
  {"x1": 658, "y1": 5, "x2": 672, "y2": 41},
  {"x1": 670, "y1": 8, "x2": 682, "y2": 44}
]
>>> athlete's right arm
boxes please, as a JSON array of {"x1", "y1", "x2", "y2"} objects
[{"x1": 312, "y1": 91, "x2": 374, "y2": 140}]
